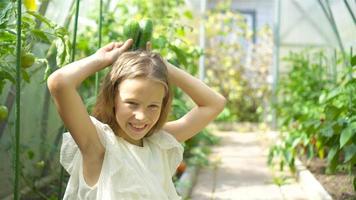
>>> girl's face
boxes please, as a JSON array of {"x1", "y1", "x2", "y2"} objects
[{"x1": 114, "y1": 77, "x2": 166, "y2": 146}]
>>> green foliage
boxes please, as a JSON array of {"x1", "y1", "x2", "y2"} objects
[
  {"x1": 269, "y1": 50, "x2": 356, "y2": 185},
  {"x1": 204, "y1": 1, "x2": 272, "y2": 122},
  {"x1": 0, "y1": 1, "x2": 71, "y2": 198},
  {"x1": 0, "y1": 1, "x2": 71, "y2": 95}
]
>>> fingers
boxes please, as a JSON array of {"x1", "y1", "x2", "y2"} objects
[
  {"x1": 103, "y1": 39, "x2": 131, "y2": 51},
  {"x1": 146, "y1": 42, "x2": 152, "y2": 51},
  {"x1": 120, "y1": 39, "x2": 133, "y2": 50},
  {"x1": 114, "y1": 42, "x2": 123, "y2": 48},
  {"x1": 103, "y1": 42, "x2": 115, "y2": 51},
  {"x1": 105, "y1": 39, "x2": 149, "y2": 53}
]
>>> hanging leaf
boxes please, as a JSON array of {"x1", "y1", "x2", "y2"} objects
[
  {"x1": 326, "y1": 146, "x2": 339, "y2": 174},
  {"x1": 23, "y1": 0, "x2": 37, "y2": 12},
  {"x1": 21, "y1": 68, "x2": 31, "y2": 83},
  {"x1": 31, "y1": 29, "x2": 51, "y2": 43},
  {"x1": 55, "y1": 37, "x2": 71, "y2": 67},
  {"x1": 343, "y1": 144, "x2": 356, "y2": 163},
  {"x1": 0, "y1": 2, "x2": 14, "y2": 27},
  {"x1": 27, "y1": 11, "x2": 55, "y2": 28},
  {"x1": 55, "y1": 38, "x2": 65, "y2": 67},
  {"x1": 340, "y1": 124, "x2": 355, "y2": 148},
  {"x1": 54, "y1": 27, "x2": 68, "y2": 38}
]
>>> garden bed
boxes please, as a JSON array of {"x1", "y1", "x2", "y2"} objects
[{"x1": 300, "y1": 156, "x2": 356, "y2": 200}]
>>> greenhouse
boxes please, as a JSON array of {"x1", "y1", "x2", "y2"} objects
[{"x1": 0, "y1": 0, "x2": 355, "y2": 199}]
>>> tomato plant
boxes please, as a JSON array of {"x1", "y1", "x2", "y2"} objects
[{"x1": 268, "y1": 50, "x2": 355, "y2": 190}]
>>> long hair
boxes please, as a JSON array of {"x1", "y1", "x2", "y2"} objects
[{"x1": 92, "y1": 51, "x2": 172, "y2": 137}]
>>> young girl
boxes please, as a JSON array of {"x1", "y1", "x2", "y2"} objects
[{"x1": 47, "y1": 39, "x2": 226, "y2": 199}]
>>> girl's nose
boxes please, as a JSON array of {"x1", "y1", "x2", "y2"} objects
[{"x1": 134, "y1": 110, "x2": 146, "y2": 121}]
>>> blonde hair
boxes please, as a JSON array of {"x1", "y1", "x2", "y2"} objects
[{"x1": 92, "y1": 51, "x2": 172, "y2": 137}]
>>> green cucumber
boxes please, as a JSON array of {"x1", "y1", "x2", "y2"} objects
[
  {"x1": 122, "y1": 19, "x2": 154, "y2": 51},
  {"x1": 123, "y1": 20, "x2": 141, "y2": 50},
  {"x1": 137, "y1": 19, "x2": 153, "y2": 50}
]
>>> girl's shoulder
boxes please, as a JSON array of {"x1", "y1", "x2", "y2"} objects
[
  {"x1": 147, "y1": 129, "x2": 184, "y2": 176},
  {"x1": 88, "y1": 115, "x2": 117, "y2": 146},
  {"x1": 147, "y1": 129, "x2": 184, "y2": 151}
]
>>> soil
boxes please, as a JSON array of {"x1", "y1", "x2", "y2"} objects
[
  {"x1": 301, "y1": 157, "x2": 356, "y2": 200},
  {"x1": 257, "y1": 130, "x2": 356, "y2": 200}
]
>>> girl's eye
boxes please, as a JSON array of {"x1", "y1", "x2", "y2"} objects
[
  {"x1": 127, "y1": 102, "x2": 138, "y2": 107},
  {"x1": 149, "y1": 105, "x2": 160, "y2": 110}
]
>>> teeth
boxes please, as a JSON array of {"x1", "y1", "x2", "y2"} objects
[{"x1": 131, "y1": 123, "x2": 146, "y2": 129}]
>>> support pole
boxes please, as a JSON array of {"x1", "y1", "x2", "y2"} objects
[
  {"x1": 199, "y1": 0, "x2": 206, "y2": 81},
  {"x1": 14, "y1": 0, "x2": 22, "y2": 199},
  {"x1": 272, "y1": 0, "x2": 281, "y2": 129},
  {"x1": 95, "y1": 0, "x2": 103, "y2": 97}
]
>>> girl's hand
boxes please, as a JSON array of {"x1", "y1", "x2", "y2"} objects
[
  {"x1": 146, "y1": 42, "x2": 152, "y2": 51},
  {"x1": 93, "y1": 39, "x2": 133, "y2": 67}
]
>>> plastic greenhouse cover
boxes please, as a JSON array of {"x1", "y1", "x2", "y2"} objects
[{"x1": 279, "y1": 0, "x2": 355, "y2": 49}]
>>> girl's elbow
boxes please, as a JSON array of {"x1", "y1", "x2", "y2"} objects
[
  {"x1": 47, "y1": 72, "x2": 69, "y2": 93},
  {"x1": 215, "y1": 95, "x2": 227, "y2": 113}
]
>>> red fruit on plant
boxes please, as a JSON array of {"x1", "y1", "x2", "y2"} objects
[{"x1": 177, "y1": 161, "x2": 187, "y2": 174}]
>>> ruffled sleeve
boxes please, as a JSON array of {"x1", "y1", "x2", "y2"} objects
[
  {"x1": 59, "y1": 116, "x2": 116, "y2": 175},
  {"x1": 147, "y1": 130, "x2": 184, "y2": 176}
]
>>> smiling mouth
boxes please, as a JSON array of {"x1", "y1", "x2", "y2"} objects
[{"x1": 129, "y1": 123, "x2": 148, "y2": 132}]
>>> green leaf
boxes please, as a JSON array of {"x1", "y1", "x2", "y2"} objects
[
  {"x1": 27, "y1": 150, "x2": 34, "y2": 160},
  {"x1": 326, "y1": 88, "x2": 341, "y2": 102},
  {"x1": 343, "y1": 144, "x2": 356, "y2": 163},
  {"x1": 318, "y1": 92, "x2": 326, "y2": 104},
  {"x1": 169, "y1": 44, "x2": 188, "y2": 66},
  {"x1": 55, "y1": 37, "x2": 71, "y2": 67},
  {"x1": 0, "y1": 68, "x2": 15, "y2": 83},
  {"x1": 183, "y1": 10, "x2": 193, "y2": 19},
  {"x1": 326, "y1": 146, "x2": 338, "y2": 173},
  {"x1": 26, "y1": 11, "x2": 55, "y2": 28},
  {"x1": 0, "y1": 2, "x2": 14, "y2": 27},
  {"x1": 175, "y1": 26, "x2": 185, "y2": 37},
  {"x1": 351, "y1": 55, "x2": 356, "y2": 67},
  {"x1": 31, "y1": 29, "x2": 51, "y2": 43},
  {"x1": 21, "y1": 69, "x2": 30, "y2": 83},
  {"x1": 320, "y1": 125, "x2": 334, "y2": 138},
  {"x1": 325, "y1": 105, "x2": 341, "y2": 120},
  {"x1": 55, "y1": 38, "x2": 65, "y2": 66},
  {"x1": 153, "y1": 35, "x2": 167, "y2": 50},
  {"x1": 0, "y1": 29, "x2": 16, "y2": 42},
  {"x1": 340, "y1": 125, "x2": 355, "y2": 148},
  {"x1": 39, "y1": 59, "x2": 50, "y2": 82},
  {"x1": 54, "y1": 27, "x2": 68, "y2": 38}
]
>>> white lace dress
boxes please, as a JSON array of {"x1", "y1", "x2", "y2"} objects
[{"x1": 60, "y1": 116, "x2": 184, "y2": 200}]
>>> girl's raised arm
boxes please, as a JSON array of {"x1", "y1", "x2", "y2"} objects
[
  {"x1": 163, "y1": 61, "x2": 226, "y2": 142},
  {"x1": 47, "y1": 40, "x2": 132, "y2": 157}
]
